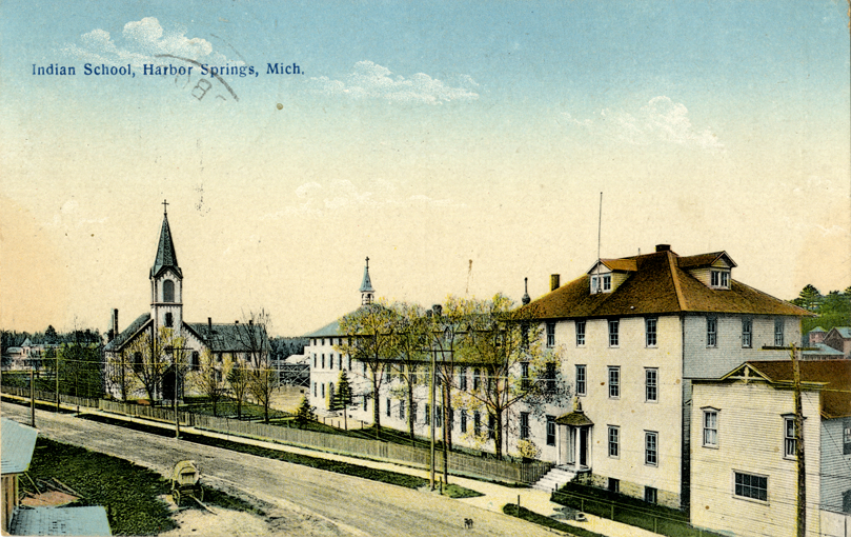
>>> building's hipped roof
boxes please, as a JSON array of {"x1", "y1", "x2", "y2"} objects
[
  {"x1": 677, "y1": 251, "x2": 737, "y2": 269},
  {"x1": 185, "y1": 322, "x2": 267, "y2": 353},
  {"x1": 555, "y1": 411, "x2": 594, "y2": 427},
  {"x1": 521, "y1": 249, "x2": 811, "y2": 320},
  {"x1": 103, "y1": 313, "x2": 151, "y2": 352},
  {"x1": 1, "y1": 417, "x2": 38, "y2": 474},
  {"x1": 151, "y1": 215, "x2": 182, "y2": 279},
  {"x1": 809, "y1": 326, "x2": 827, "y2": 333},
  {"x1": 303, "y1": 304, "x2": 390, "y2": 338},
  {"x1": 727, "y1": 360, "x2": 851, "y2": 419}
]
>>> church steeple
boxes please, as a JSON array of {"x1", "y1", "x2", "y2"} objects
[
  {"x1": 151, "y1": 200, "x2": 182, "y2": 279},
  {"x1": 150, "y1": 200, "x2": 184, "y2": 335},
  {"x1": 360, "y1": 257, "x2": 375, "y2": 306}
]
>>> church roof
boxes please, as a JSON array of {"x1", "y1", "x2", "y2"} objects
[
  {"x1": 151, "y1": 214, "x2": 182, "y2": 279},
  {"x1": 185, "y1": 322, "x2": 267, "y2": 353},
  {"x1": 103, "y1": 313, "x2": 152, "y2": 352}
]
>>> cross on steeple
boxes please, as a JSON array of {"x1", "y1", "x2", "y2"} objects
[
  {"x1": 162, "y1": 199, "x2": 169, "y2": 216},
  {"x1": 365, "y1": 256, "x2": 370, "y2": 269}
]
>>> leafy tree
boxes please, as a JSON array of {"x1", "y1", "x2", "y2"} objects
[
  {"x1": 385, "y1": 302, "x2": 429, "y2": 441},
  {"x1": 793, "y1": 284, "x2": 822, "y2": 311},
  {"x1": 44, "y1": 325, "x2": 58, "y2": 343},
  {"x1": 337, "y1": 301, "x2": 398, "y2": 434},
  {"x1": 238, "y1": 311, "x2": 272, "y2": 423},
  {"x1": 295, "y1": 395, "x2": 316, "y2": 428},
  {"x1": 124, "y1": 327, "x2": 187, "y2": 404},
  {"x1": 449, "y1": 293, "x2": 569, "y2": 459}
]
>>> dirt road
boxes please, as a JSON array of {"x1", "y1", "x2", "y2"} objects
[{"x1": 2, "y1": 402, "x2": 555, "y2": 537}]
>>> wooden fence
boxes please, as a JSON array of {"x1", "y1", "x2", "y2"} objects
[
  {"x1": 1, "y1": 384, "x2": 551, "y2": 485},
  {"x1": 0, "y1": 385, "x2": 99, "y2": 408}
]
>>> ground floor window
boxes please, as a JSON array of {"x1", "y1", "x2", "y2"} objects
[
  {"x1": 734, "y1": 472, "x2": 767, "y2": 501},
  {"x1": 608, "y1": 426, "x2": 619, "y2": 458},
  {"x1": 520, "y1": 412, "x2": 530, "y2": 440},
  {"x1": 386, "y1": 398, "x2": 391, "y2": 417},
  {"x1": 399, "y1": 400, "x2": 405, "y2": 420},
  {"x1": 645, "y1": 487, "x2": 657, "y2": 504},
  {"x1": 546, "y1": 415, "x2": 556, "y2": 446},
  {"x1": 460, "y1": 409, "x2": 467, "y2": 433},
  {"x1": 608, "y1": 478, "x2": 619, "y2": 494},
  {"x1": 474, "y1": 411, "x2": 481, "y2": 436}
]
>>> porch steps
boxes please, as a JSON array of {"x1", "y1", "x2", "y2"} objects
[{"x1": 531, "y1": 466, "x2": 577, "y2": 493}]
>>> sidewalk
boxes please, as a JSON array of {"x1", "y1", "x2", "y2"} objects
[{"x1": 4, "y1": 395, "x2": 661, "y2": 537}]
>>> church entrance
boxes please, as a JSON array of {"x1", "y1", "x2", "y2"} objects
[{"x1": 162, "y1": 368, "x2": 177, "y2": 401}]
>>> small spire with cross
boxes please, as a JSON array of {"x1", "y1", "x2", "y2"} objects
[{"x1": 162, "y1": 199, "x2": 169, "y2": 216}]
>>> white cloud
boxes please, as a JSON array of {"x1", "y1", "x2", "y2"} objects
[
  {"x1": 63, "y1": 17, "x2": 234, "y2": 68},
  {"x1": 565, "y1": 96, "x2": 723, "y2": 150},
  {"x1": 262, "y1": 180, "x2": 463, "y2": 219},
  {"x1": 310, "y1": 61, "x2": 479, "y2": 105}
]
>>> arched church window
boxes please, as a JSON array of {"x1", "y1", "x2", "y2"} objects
[
  {"x1": 191, "y1": 351, "x2": 200, "y2": 371},
  {"x1": 163, "y1": 280, "x2": 175, "y2": 302},
  {"x1": 165, "y1": 312, "x2": 173, "y2": 328}
]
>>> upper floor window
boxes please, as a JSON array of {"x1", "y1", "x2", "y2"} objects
[
  {"x1": 520, "y1": 362, "x2": 530, "y2": 391},
  {"x1": 710, "y1": 270, "x2": 730, "y2": 289},
  {"x1": 575, "y1": 365, "x2": 587, "y2": 396},
  {"x1": 545, "y1": 362, "x2": 557, "y2": 393},
  {"x1": 459, "y1": 366, "x2": 467, "y2": 391},
  {"x1": 707, "y1": 318, "x2": 717, "y2": 347},
  {"x1": 591, "y1": 274, "x2": 612, "y2": 293},
  {"x1": 608, "y1": 366, "x2": 620, "y2": 398},
  {"x1": 608, "y1": 320, "x2": 619, "y2": 347},
  {"x1": 645, "y1": 368, "x2": 658, "y2": 402},
  {"x1": 164, "y1": 312, "x2": 173, "y2": 328},
  {"x1": 784, "y1": 417, "x2": 797, "y2": 459},
  {"x1": 703, "y1": 409, "x2": 719, "y2": 447},
  {"x1": 645, "y1": 318, "x2": 657, "y2": 347},
  {"x1": 191, "y1": 351, "x2": 200, "y2": 371},
  {"x1": 546, "y1": 322, "x2": 556, "y2": 347},
  {"x1": 774, "y1": 319, "x2": 785, "y2": 347},
  {"x1": 163, "y1": 280, "x2": 175, "y2": 302},
  {"x1": 742, "y1": 319, "x2": 752, "y2": 348},
  {"x1": 576, "y1": 321, "x2": 586, "y2": 346}
]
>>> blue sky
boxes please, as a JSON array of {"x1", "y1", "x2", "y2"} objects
[{"x1": 1, "y1": 1, "x2": 848, "y2": 334}]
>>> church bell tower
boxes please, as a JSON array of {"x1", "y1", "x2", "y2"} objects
[
  {"x1": 360, "y1": 257, "x2": 375, "y2": 306},
  {"x1": 150, "y1": 200, "x2": 183, "y2": 336}
]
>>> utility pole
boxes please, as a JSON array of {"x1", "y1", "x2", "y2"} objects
[
  {"x1": 55, "y1": 349, "x2": 60, "y2": 413},
  {"x1": 30, "y1": 367, "x2": 36, "y2": 427},
  {"x1": 429, "y1": 340, "x2": 436, "y2": 491},
  {"x1": 791, "y1": 343, "x2": 806, "y2": 537}
]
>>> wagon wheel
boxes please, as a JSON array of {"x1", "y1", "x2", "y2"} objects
[
  {"x1": 173, "y1": 489, "x2": 181, "y2": 506},
  {"x1": 198, "y1": 485, "x2": 204, "y2": 502}
]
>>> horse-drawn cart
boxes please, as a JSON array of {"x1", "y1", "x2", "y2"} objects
[{"x1": 170, "y1": 460, "x2": 203, "y2": 505}]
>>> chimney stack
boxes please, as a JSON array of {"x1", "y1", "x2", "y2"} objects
[
  {"x1": 207, "y1": 317, "x2": 212, "y2": 337},
  {"x1": 249, "y1": 319, "x2": 253, "y2": 326},
  {"x1": 111, "y1": 309, "x2": 119, "y2": 341},
  {"x1": 550, "y1": 274, "x2": 560, "y2": 291},
  {"x1": 656, "y1": 244, "x2": 671, "y2": 252}
]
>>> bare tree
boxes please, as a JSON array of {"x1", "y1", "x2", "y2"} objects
[
  {"x1": 125, "y1": 326, "x2": 186, "y2": 404},
  {"x1": 194, "y1": 349, "x2": 233, "y2": 416},
  {"x1": 237, "y1": 311, "x2": 272, "y2": 423}
]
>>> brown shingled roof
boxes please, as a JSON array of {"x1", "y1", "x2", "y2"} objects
[
  {"x1": 521, "y1": 249, "x2": 812, "y2": 320},
  {"x1": 596, "y1": 259, "x2": 638, "y2": 272},
  {"x1": 677, "y1": 251, "x2": 737, "y2": 269},
  {"x1": 740, "y1": 360, "x2": 851, "y2": 419}
]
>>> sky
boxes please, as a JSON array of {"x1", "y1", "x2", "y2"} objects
[{"x1": 1, "y1": 0, "x2": 849, "y2": 337}]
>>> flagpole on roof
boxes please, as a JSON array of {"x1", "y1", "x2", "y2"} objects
[{"x1": 597, "y1": 191, "x2": 603, "y2": 262}]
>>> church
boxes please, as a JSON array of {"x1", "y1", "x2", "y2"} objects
[{"x1": 103, "y1": 202, "x2": 267, "y2": 402}]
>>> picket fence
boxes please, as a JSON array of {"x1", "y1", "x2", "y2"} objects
[{"x1": 1, "y1": 385, "x2": 551, "y2": 485}]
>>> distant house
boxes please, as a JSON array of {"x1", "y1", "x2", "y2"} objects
[
  {"x1": 1, "y1": 418, "x2": 111, "y2": 536},
  {"x1": 691, "y1": 360, "x2": 851, "y2": 537},
  {"x1": 823, "y1": 327, "x2": 851, "y2": 358}
]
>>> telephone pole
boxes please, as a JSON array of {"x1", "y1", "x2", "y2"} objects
[{"x1": 791, "y1": 343, "x2": 806, "y2": 537}]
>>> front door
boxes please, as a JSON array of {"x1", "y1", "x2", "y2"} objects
[{"x1": 579, "y1": 427, "x2": 588, "y2": 467}]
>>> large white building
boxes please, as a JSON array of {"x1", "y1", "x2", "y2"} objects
[{"x1": 519, "y1": 244, "x2": 810, "y2": 509}]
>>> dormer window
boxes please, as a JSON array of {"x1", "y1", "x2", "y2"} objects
[
  {"x1": 591, "y1": 274, "x2": 612, "y2": 294},
  {"x1": 710, "y1": 270, "x2": 730, "y2": 289}
]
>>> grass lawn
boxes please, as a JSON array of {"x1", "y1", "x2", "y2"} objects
[
  {"x1": 502, "y1": 504, "x2": 606, "y2": 537},
  {"x1": 181, "y1": 398, "x2": 290, "y2": 420},
  {"x1": 22, "y1": 437, "x2": 177, "y2": 535}
]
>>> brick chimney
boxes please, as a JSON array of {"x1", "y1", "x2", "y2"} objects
[
  {"x1": 207, "y1": 317, "x2": 212, "y2": 337},
  {"x1": 111, "y1": 309, "x2": 119, "y2": 342},
  {"x1": 656, "y1": 244, "x2": 671, "y2": 252},
  {"x1": 550, "y1": 274, "x2": 560, "y2": 291}
]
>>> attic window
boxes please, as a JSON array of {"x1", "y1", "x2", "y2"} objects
[
  {"x1": 591, "y1": 274, "x2": 612, "y2": 293},
  {"x1": 710, "y1": 270, "x2": 730, "y2": 289}
]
